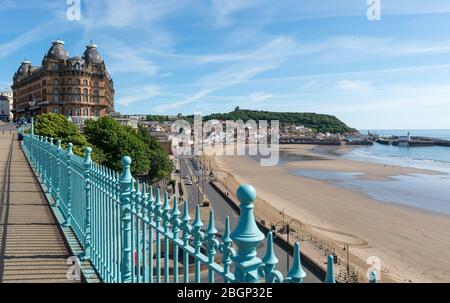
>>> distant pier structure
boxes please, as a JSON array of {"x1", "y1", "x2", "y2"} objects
[{"x1": 373, "y1": 132, "x2": 450, "y2": 147}]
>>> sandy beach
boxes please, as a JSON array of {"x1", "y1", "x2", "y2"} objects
[{"x1": 211, "y1": 144, "x2": 450, "y2": 283}]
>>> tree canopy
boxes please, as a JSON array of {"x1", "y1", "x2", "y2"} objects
[
  {"x1": 33, "y1": 113, "x2": 88, "y2": 156},
  {"x1": 84, "y1": 117, "x2": 151, "y2": 176},
  {"x1": 31, "y1": 114, "x2": 172, "y2": 182},
  {"x1": 137, "y1": 126, "x2": 173, "y2": 183},
  {"x1": 203, "y1": 110, "x2": 355, "y2": 134}
]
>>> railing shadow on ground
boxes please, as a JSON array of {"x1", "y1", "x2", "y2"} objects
[{"x1": 21, "y1": 133, "x2": 377, "y2": 284}]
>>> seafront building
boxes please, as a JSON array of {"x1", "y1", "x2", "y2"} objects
[
  {"x1": 0, "y1": 90, "x2": 13, "y2": 122},
  {"x1": 11, "y1": 40, "x2": 115, "y2": 122}
]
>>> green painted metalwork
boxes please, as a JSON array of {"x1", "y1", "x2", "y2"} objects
[
  {"x1": 21, "y1": 134, "x2": 345, "y2": 284},
  {"x1": 369, "y1": 271, "x2": 377, "y2": 283},
  {"x1": 325, "y1": 255, "x2": 336, "y2": 283}
]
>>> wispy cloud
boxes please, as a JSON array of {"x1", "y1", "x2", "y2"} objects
[
  {"x1": 249, "y1": 91, "x2": 273, "y2": 103},
  {"x1": 211, "y1": 0, "x2": 265, "y2": 26},
  {"x1": 337, "y1": 80, "x2": 372, "y2": 93},
  {"x1": 81, "y1": 0, "x2": 187, "y2": 29},
  {"x1": 0, "y1": 19, "x2": 70, "y2": 60},
  {"x1": 154, "y1": 36, "x2": 297, "y2": 112},
  {"x1": 103, "y1": 42, "x2": 159, "y2": 77},
  {"x1": 118, "y1": 85, "x2": 161, "y2": 106}
]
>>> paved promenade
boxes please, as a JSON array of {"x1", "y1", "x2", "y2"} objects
[{"x1": 0, "y1": 129, "x2": 73, "y2": 283}]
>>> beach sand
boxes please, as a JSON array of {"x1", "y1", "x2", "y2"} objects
[{"x1": 210, "y1": 144, "x2": 450, "y2": 283}]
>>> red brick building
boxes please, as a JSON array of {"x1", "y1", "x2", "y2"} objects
[{"x1": 12, "y1": 40, "x2": 114, "y2": 121}]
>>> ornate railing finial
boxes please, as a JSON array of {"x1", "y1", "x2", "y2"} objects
[
  {"x1": 369, "y1": 270, "x2": 377, "y2": 283},
  {"x1": 287, "y1": 242, "x2": 306, "y2": 283},
  {"x1": 230, "y1": 184, "x2": 265, "y2": 283},
  {"x1": 67, "y1": 143, "x2": 74, "y2": 156}
]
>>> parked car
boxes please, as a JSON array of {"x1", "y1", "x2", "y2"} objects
[{"x1": 185, "y1": 180, "x2": 193, "y2": 185}]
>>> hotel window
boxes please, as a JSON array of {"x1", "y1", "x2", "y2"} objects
[
  {"x1": 94, "y1": 90, "x2": 99, "y2": 104},
  {"x1": 67, "y1": 79, "x2": 72, "y2": 85},
  {"x1": 83, "y1": 108, "x2": 88, "y2": 117},
  {"x1": 94, "y1": 109, "x2": 99, "y2": 117},
  {"x1": 83, "y1": 80, "x2": 88, "y2": 86},
  {"x1": 75, "y1": 79, "x2": 80, "y2": 86},
  {"x1": 83, "y1": 88, "x2": 88, "y2": 102},
  {"x1": 53, "y1": 88, "x2": 59, "y2": 102},
  {"x1": 53, "y1": 108, "x2": 60, "y2": 114},
  {"x1": 75, "y1": 88, "x2": 81, "y2": 101},
  {"x1": 76, "y1": 108, "x2": 81, "y2": 117},
  {"x1": 67, "y1": 108, "x2": 73, "y2": 116},
  {"x1": 53, "y1": 63, "x2": 59, "y2": 71},
  {"x1": 94, "y1": 81, "x2": 99, "y2": 88},
  {"x1": 53, "y1": 79, "x2": 59, "y2": 86},
  {"x1": 67, "y1": 87, "x2": 72, "y2": 101}
]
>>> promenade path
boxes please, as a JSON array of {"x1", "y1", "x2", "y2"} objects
[{"x1": 0, "y1": 129, "x2": 74, "y2": 283}]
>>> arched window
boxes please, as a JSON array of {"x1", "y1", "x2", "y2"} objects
[
  {"x1": 75, "y1": 108, "x2": 81, "y2": 117},
  {"x1": 67, "y1": 108, "x2": 73, "y2": 116},
  {"x1": 75, "y1": 79, "x2": 80, "y2": 86},
  {"x1": 94, "y1": 109, "x2": 99, "y2": 117},
  {"x1": 83, "y1": 80, "x2": 88, "y2": 86},
  {"x1": 53, "y1": 79, "x2": 59, "y2": 86},
  {"x1": 53, "y1": 108, "x2": 60, "y2": 114},
  {"x1": 83, "y1": 108, "x2": 88, "y2": 117},
  {"x1": 94, "y1": 81, "x2": 99, "y2": 88},
  {"x1": 67, "y1": 78, "x2": 72, "y2": 85}
]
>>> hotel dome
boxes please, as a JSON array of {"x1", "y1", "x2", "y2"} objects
[
  {"x1": 45, "y1": 40, "x2": 69, "y2": 61},
  {"x1": 83, "y1": 44, "x2": 103, "y2": 64}
]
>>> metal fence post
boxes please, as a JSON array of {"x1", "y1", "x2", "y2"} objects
[
  {"x1": 325, "y1": 255, "x2": 336, "y2": 283},
  {"x1": 230, "y1": 184, "x2": 265, "y2": 283},
  {"x1": 55, "y1": 140, "x2": 62, "y2": 207},
  {"x1": 64, "y1": 143, "x2": 73, "y2": 227},
  {"x1": 82, "y1": 147, "x2": 93, "y2": 261},
  {"x1": 119, "y1": 156, "x2": 133, "y2": 283},
  {"x1": 48, "y1": 138, "x2": 54, "y2": 196}
]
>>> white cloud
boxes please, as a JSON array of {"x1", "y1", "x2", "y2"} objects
[
  {"x1": 155, "y1": 36, "x2": 296, "y2": 112},
  {"x1": 104, "y1": 44, "x2": 159, "y2": 77},
  {"x1": 118, "y1": 85, "x2": 161, "y2": 106},
  {"x1": 249, "y1": 91, "x2": 272, "y2": 103},
  {"x1": 211, "y1": 0, "x2": 265, "y2": 26},
  {"x1": 0, "y1": 18, "x2": 71, "y2": 60},
  {"x1": 82, "y1": 0, "x2": 187, "y2": 29},
  {"x1": 337, "y1": 80, "x2": 372, "y2": 92}
]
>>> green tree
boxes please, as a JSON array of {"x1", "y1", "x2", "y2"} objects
[
  {"x1": 203, "y1": 110, "x2": 355, "y2": 134},
  {"x1": 137, "y1": 126, "x2": 173, "y2": 183},
  {"x1": 84, "y1": 117, "x2": 151, "y2": 176},
  {"x1": 33, "y1": 113, "x2": 88, "y2": 156}
]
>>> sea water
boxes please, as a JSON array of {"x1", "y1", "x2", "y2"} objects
[{"x1": 290, "y1": 130, "x2": 450, "y2": 216}]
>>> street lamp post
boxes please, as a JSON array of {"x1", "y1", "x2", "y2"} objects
[
  {"x1": 28, "y1": 95, "x2": 36, "y2": 121},
  {"x1": 344, "y1": 243, "x2": 350, "y2": 274},
  {"x1": 286, "y1": 218, "x2": 302, "y2": 271}
]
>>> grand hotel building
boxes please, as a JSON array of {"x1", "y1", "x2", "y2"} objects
[{"x1": 12, "y1": 40, "x2": 114, "y2": 121}]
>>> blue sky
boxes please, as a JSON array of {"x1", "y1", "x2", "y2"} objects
[{"x1": 1, "y1": 0, "x2": 450, "y2": 129}]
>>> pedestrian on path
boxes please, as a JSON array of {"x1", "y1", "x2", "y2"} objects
[{"x1": 18, "y1": 132, "x2": 24, "y2": 148}]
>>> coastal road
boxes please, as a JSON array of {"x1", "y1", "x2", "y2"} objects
[{"x1": 179, "y1": 156, "x2": 321, "y2": 283}]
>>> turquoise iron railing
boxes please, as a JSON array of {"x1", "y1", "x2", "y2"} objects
[{"x1": 21, "y1": 133, "x2": 368, "y2": 284}]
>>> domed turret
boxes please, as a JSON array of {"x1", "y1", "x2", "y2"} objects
[
  {"x1": 83, "y1": 44, "x2": 103, "y2": 64},
  {"x1": 46, "y1": 40, "x2": 69, "y2": 60},
  {"x1": 15, "y1": 61, "x2": 32, "y2": 76}
]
